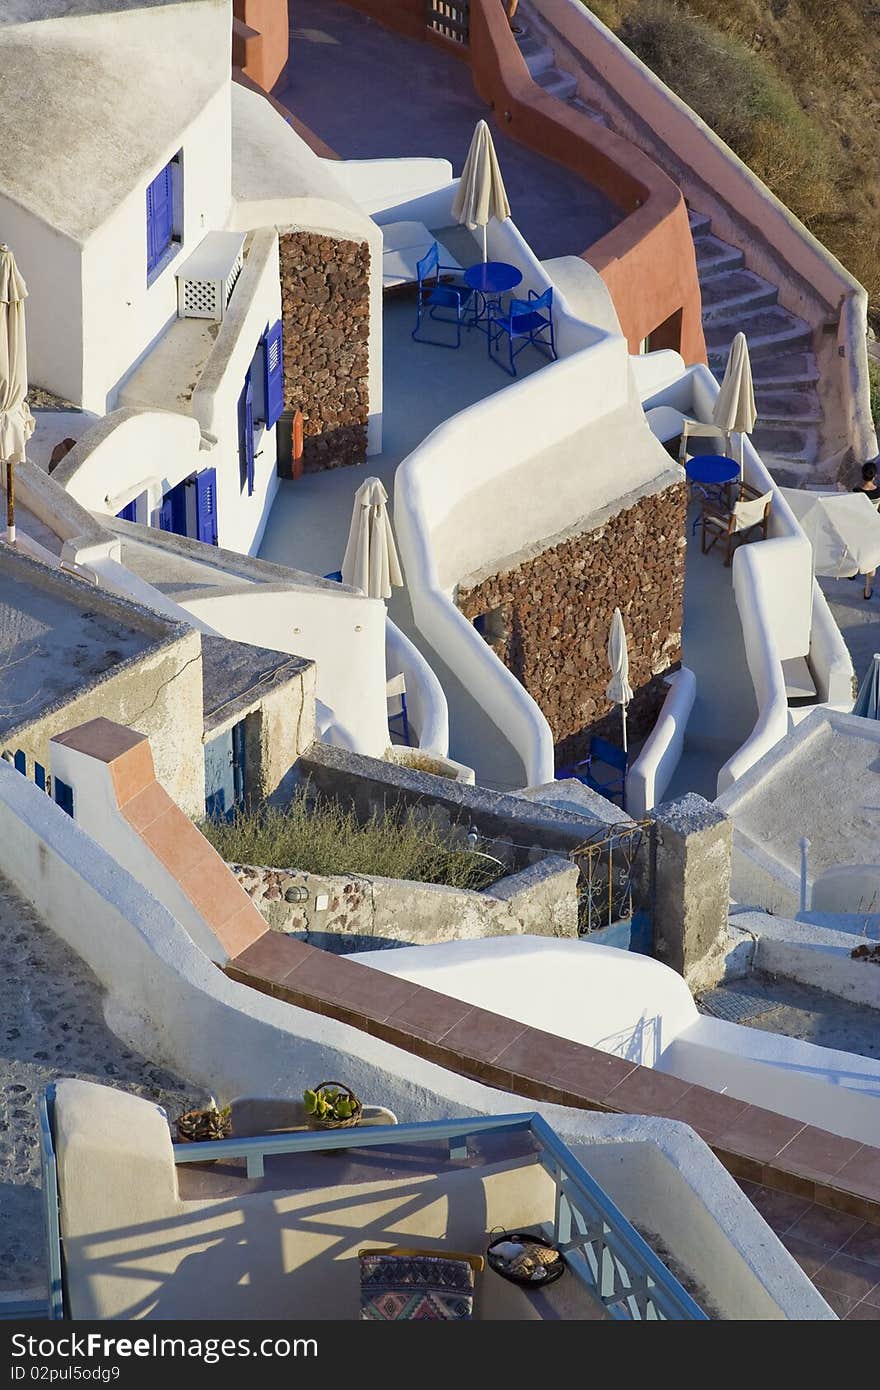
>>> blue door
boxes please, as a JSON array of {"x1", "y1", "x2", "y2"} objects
[
  {"x1": 159, "y1": 479, "x2": 188, "y2": 535},
  {"x1": 238, "y1": 373, "x2": 255, "y2": 495},
  {"x1": 195, "y1": 468, "x2": 218, "y2": 546},
  {"x1": 204, "y1": 728, "x2": 234, "y2": 818},
  {"x1": 204, "y1": 720, "x2": 246, "y2": 817}
]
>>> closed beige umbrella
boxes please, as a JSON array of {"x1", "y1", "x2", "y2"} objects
[
  {"x1": 606, "y1": 607, "x2": 633, "y2": 752},
  {"x1": 712, "y1": 330, "x2": 756, "y2": 473},
  {"x1": 451, "y1": 119, "x2": 511, "y2": 263},
  {"x1": 0, "y1": 245, "x2": 34, "y2": 544},
  {"x1": 341, "y1": 477, "x2": 403, "y2": 601}
]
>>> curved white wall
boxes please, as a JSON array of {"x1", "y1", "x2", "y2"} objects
[
  {"x1": 385, "y1": 615, "x2": 449, "y2": 755},
  {"x1": 627, "y1": 666, "x2": 696, "y2": 817}
]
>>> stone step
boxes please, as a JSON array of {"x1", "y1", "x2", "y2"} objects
[
  {"x1": 688, "y1": 208, "x2": 713, "y2": 238},
  {"x1": 695, "y1": 235, "x2": 745, "y2": 280},
  {"x1": 750, "y1": 351, "x2": 821, "y2": 387},
  {"x1": 516, "y1": 33, "x2": 556, "y2": 77},
  {"x1": 700, "y1": 268, "x2": 778, "y2": 319},
  {"x1": 754, "y1": 388, "x2": 823, "y2": 424},
  {"x1": 568, "y1": 95, "x2": 613, "y2": 128},
  {"x1": 761, "y1": 459, "x2": 813, "y2": 487},
  {"x1": 752, "y1": 422, "x2": 819, "y2": 460},
  {"x1": 705, "y1": 306, "x2": 813, "y2": 360},
  {"x1": 533, "y1": 65, "x2": 579, "y2": 102}
]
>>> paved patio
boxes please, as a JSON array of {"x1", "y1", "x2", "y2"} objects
[
  {"x1": 259, "y1": 285, "x2": 553, "y2": 789},
  {"x1": 663, "y1": 505, "x2": 758, "y2": 802},
  {"x1": 280, "y1": 0, "x2": 620, "y2": 261},
  {"x1": 819, "y1": 572, "x2": 880, "y2": 693}
]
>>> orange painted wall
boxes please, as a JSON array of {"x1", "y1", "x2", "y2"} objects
[
  {"x1": 334, "y1": 0, "x2": 706, "y2": 364},
  {"x1": 233, "y1": 0, "x2": 289, "y2": 93}
]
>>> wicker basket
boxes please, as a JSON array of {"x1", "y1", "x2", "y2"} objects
[
  {"x1": 305, "y1": 1082, "x2": 362, "y2": 1131},
  {"x1": 486, "y1": 1231, "x2": 565, "y2": 1287},
  {"x1": 176, "y1": 1104, "x2": 232, "y2": 1144}
]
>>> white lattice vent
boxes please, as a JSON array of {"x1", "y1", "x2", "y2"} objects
[{"x1": 176, "y1": 231, "x2": 246, "y2": 322}]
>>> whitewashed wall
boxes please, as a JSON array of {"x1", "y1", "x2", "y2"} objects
[
  {"x1": 0, "y1": 763, "x2": 830, "y2": 1320},
  {"x1": 84, "y1": 85, "x2": 233, "y2": 414}
]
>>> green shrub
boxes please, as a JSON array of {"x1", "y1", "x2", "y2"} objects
[{"x1": 199, "y1": 789, "x2": 503, "y2": 891}]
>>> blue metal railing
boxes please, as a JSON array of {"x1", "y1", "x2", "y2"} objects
[{"x1": 40, "y1": 1094, "x2": 706, "y2": 1321}]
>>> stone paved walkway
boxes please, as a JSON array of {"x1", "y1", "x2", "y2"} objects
[
  {"x1": 740, "y1": 1180, "x2": 880, "y2": 1319},
  {"x1": 0, "y1": 877, "x2": 207, "y2": 1295},
  {"x1": 698, "y1": 972, "x2": 880, "y2": 1060}
]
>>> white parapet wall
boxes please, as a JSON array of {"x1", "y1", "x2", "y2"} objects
[
  {"x1": 394, "y1": 211, "x2": 675, "y2": 788},
  {"x1": 643, "y1": 363, "x2": 853, "y2": 794},
  {"x1": 0, "y1": 763, "x2": 830, "y2": 1319},
  {"x1": 627, "y1": 666, "x2": 696, "y2": 817},
  {"x1": 353, "y1": 935, "x2": 880, "y2": 1147}
]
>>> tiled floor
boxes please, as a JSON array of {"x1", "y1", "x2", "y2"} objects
[{"x1": 740, "y1": 1180, "x2": 880, "y2": 1319}]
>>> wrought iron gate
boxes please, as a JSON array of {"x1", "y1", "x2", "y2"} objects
[
  {"x1": 569, "y1": 820, "x2": 652, "y2": 939},
  {"x1": 426, "y1": 0, "x2": 470, "y2": 44}
]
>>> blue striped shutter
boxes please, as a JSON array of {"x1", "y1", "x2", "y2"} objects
[
  {"x1": 238, "y1": 375, "x2": 255, "y2": 495},
  {"x1": 195, "y1": 468, "x2": 218, "y2": 546},
  {"x1": 263, "y1": 321, "x2": 284, "y2": 428},
  {"x1": 146, "y1": 163, "x2": 174, "y2": 275}
]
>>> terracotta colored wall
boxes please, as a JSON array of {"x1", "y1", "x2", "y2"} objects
[
  {"x1": 334, "y1": 0, "x2": 705, "y2": 364},
  {"x1": 233, "y1": 0, "x2": 289, "y2": 93},
  {"x1": 456, "y1": 482, "x2": 687, "y2": 768}
]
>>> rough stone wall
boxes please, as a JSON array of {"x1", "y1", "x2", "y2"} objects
[
  {"x1": 456, "y1": 482, "x2": 687, "y2": 768},
  {"x1": 230, "y1": 857, "x2": 579, "y2": 951},
  {"x1": 278, "y1": 231, "x2": 370, "y2": 472}
]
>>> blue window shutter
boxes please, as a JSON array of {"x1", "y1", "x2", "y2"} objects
[
  {"x1": 159, "y1": 495, "x2": 174, "y2": 532},
  {"x1": 13, "y1": 750, "x2": 26, "y2": 775},
  {"x1": 54, "y1": 778, "x2": 74, "y2": 817},
  {"x1": 117, "y1": 499, "x2": 138, "y2": 523},
  {"x1": 263, "y1": 320, "x2": 284, "y2": 428},
  {"x1": 238, "y1": 374, "x2": 255, "y2": 495},
  {"x1": 146, "y1": 161, "x2": 174, "y2": 275},
  {"x1": 195, "y1": 468, "x2": 218, "y2": 546},
  {"x1": 34, "y1": 762, "x2": 46, "y2": 792}
]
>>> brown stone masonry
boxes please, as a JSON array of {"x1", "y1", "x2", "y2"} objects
[
  {"x1": 278, "y1": 232, "x2": 370, "y2": 472},
  {"x1": 457, "y1": 482, "x2": 688, "y2": 768}
]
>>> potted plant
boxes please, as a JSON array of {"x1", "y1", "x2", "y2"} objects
[
  {"x1": 303, "y1": 1081, "x2": 362, "y2": 1130},
  {"x1": 176, "y1": 1099, "x2": 232, "y2": 1144}
]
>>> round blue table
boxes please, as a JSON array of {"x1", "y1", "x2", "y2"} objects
[
  {"x1": 464, "y1": 260, "x2": 523, "y2": 331},
  {"x1": 684, "y1": 453, "x2": 739, "y2": 488},
  {"x1": 685, "y1": 453, "x2": 739, "y2": 534}
]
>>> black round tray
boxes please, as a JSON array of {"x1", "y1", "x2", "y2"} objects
[{"x1": 486, "y1": 1231, "x2": 566, "y2": 1287}]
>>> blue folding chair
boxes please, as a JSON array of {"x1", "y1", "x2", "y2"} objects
[
  {"x1": 412, "y1": 242, "x2": 473, "y2": 349},
  {"x1": 557, "y1": 735, "x2": 628, "y2": 811},
  {"x1": 487, "y1": 287, "x2": 557, "y2": 376},
  {"x1": 386, "y1": 673, "x2": 411, "y2": 746}
]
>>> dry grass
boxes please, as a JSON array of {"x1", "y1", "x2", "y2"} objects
[
  {"x1": 583, "y1": 0, "x2": 880, "y2": 308},
  {"x1": 200, "y1": 787, "x2": 502, "y2": 890},
  {"x1": 869, "y1": 357, "x2": 880, "y2": 430}
]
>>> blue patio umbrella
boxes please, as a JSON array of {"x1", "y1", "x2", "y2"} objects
[{"x1": 853, "y1": 652, "x2": 880, "y2": 719}]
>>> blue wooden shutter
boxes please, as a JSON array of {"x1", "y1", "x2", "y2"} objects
[
  {"x1": 34, "y1": 762, "x2": 46, "y2": 792},
  {"x1": 238, "y1": 374, "x2": 255, "y2": 495},
  {"x1": 263, "y1": 321, "x2": 284, "y2": 428},
  {"x1": 117, "y1": 499, "x2": 138, "y2": 523},
  {"x1": 159, "y1": 495, "x2": 174, "y2": 532},
  {"x1": 146, "y1": 162, "x2": 174, "y2": 275},
  {"x1": 54, "y1": 778, "x2": 74, "y2": 817},
  {"x1": 195, "y1": 468, "x2": 218, "y2": 546},
  {"x1": 13, "y1": 750, "x2": 25, "y2": 775}
]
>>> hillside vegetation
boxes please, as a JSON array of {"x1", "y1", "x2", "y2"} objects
[{"x1": 586, "y1": 0, "x2": 880, "y2": 314}]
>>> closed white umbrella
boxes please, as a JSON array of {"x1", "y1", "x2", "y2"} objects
[
  {"x1": 0, "y1": 245, "x2": 34, "y2": 544},
  {"x1": 712, "y1": 331, "x2": 756, "y2": 473},
  {"x1": 606, "y1": 607, "x2": 633, "y2": 752},
  {"x1": 341, "y1": 476, "x2": 403, "y2": 601},
  {"x1": 853, "y1": 653, "x2": 880, "y2": 720},
  {"x1": 451, "y1": 119, "x2": 511, "y2": 263},
  {"x1": 780, "y1": 487, "x2": 880, "y2": 578}
]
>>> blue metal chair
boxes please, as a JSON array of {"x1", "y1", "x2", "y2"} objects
[
  {"x1": 487, "y1": 287, "x2": 557, "y2": 376},
  {"x1": 557, "y1": 735, "x2": 628, "y2": 810},
  {"x1": 386, "y1": 673, "x2": 411, "y2": 746},
  {"x1": 324, "y1": 570, "x2": 343, "y2": 582},
  {"x1": 412, "y1": 242, "x2": 473, "y2": 349}
]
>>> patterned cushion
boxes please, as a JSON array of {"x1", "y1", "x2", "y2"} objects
[{"x1": 359, "y1": 1252, "x2": 476, "y2": 1320}]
